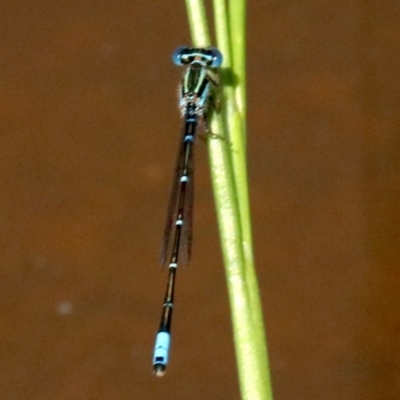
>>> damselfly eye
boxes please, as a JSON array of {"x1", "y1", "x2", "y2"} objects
[
  {"x1": 172, "y1": 46, "x2": 189, "y2": 66},
  {"x1": 209, "y1": 48, "x2": 223, "y2": 68}
]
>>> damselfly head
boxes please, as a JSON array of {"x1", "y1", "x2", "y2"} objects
[{"x1": 172, "y1": 47, "x2": 223, "y2": 68}]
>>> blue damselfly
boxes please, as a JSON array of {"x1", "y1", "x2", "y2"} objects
[{"x1": 152, "y1": 47, "x2": 223, "y2": 376}]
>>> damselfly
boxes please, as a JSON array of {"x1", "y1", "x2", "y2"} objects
[{"x1": 152, "y1": 47, "x2": 223, "y2": 376}]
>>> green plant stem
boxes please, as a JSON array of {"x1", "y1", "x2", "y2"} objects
[{"x1": 184, "y1": 1, "x2": 273, "y2": 399}]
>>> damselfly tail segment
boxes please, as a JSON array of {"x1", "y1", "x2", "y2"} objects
[{"x1": 153, "y1": 47, "x2": 222, "y2": 376}]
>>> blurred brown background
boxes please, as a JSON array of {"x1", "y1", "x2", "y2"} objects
[{"x1": 0, "y1": 1, "x2": 399, "y2": 399}]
